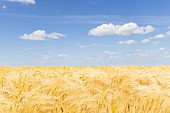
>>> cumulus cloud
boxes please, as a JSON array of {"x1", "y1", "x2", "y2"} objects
[
  {"x1": 153, "y1": 34, "x2": 166, "y2": 39},
  {"x1": 6, "y1": 0, "x2": 35, "y2": 4},
  {"x1": 141, "y1": 38, "x2": 151, "y2": 43},
  {"x1": 142, "y1": 30, "x2": 170, "y2": 44},
  {"x1": 88, "y1": 22, "x2": 155, "y2": 36},
  {"x1": 152, "y1": 30, "x2": 170, "y2": 39},
  {"x1": 118, "y1": 40, "x2": 136, "y2": 45},
  {"x1": 20, "y1": 30, "x2": 64, "y2": 40}
]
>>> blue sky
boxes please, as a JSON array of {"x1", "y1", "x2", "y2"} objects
[{"x1": 0, "y1": 0, "x2": 170, "y2": 66}]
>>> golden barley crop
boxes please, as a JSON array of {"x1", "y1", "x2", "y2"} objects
[{"x1": 0, "y1": 66, "x2": 170, "y2": 113}]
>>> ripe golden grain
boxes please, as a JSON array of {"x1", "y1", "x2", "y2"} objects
[{"x1": 0, "y1": 66, "x2": 170, "y2": 113}]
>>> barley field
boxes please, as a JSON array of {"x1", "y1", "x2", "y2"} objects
[{"x1": 0, "y1": 66, "x2": 170, "y2": 113}]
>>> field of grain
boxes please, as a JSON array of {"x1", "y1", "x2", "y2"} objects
[{"x1": 0, "y1": 66, "x2": 170, "y2": 113}]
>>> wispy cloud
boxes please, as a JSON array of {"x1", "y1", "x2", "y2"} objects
[
  {"x1": 103, "y1": 51, "x2": 121, "y2": 60},
  {"x1": 79, "y1": 43, "x2": 101, "y2": 48},
  {"x1": 127, "y1": 49, "x2": 161, "y2": 57},
  {"x1": 1, "y1": 14, "x2": 170, "y2": 25},
  {"x1": 6, "y1": 0, "x2": 36, "y2": 4},
  {"x1": 20, "y1": 30, "x2": 64, "y2": 40},
  {"x1": 118, "y1": 40, "x2": 136, "y2": 45},
  {"x1": 42, "y1": 54, "x2": 51, "y2": 60},
  {"x1": 1, "y1": 5, "x2": 7, "y2": 9},
  {"x1": 151, "y1": 41, "x2": 161, "y2": 46},
  {"x1": 168, "y1": 26, "x2": 170, "y2": 30},
  {"x1": 77, "y1": 43, "x2": 118, "y2": 48},
  {"x1": 58, "y1": 54, "x2": 69, "y2": 58},
  {"x1": 159, "y1": 48, "x2": 165, "y2": 51}
]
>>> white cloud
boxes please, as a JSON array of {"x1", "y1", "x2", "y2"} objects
[
  {"x1": 141, "y1": 38, "x2": 151, "y2": 43},
  {"x1": 6, "y1": 0, "x2": 35, "y2": 4},
  {"x1": 104, "y1": 51, "x2": 121, "y2": 60},
  {"x1": 153, "y1": 34, "x2": 166, "y2": 39},
  {"x1": 159, "y1": 48, "x2": 165, "y2": 51},
  {"x1": 130, "y1": 49, "x2": 158, "y2": 57},
  {"x1": 58, "y1": 54, "x2": 69, "y2": 57},
  {"x1": 1, "y1": 5, "x2": 7, "y2": 9},
  {"x1": 77, "y1": 43, "x2": 116, "y2": 48},
  {"x1": 166, "y1": 31, "x2": 170, "y2": 37},
  {"x1": 79, "y1": 43, "x2": 101, "y2": 48},
  {"x1": 150, "y1": 30, "x2": 170, "y2": 40},
  {"x1": 88, "y1": 22, "x2": 155, "y2": 36},
  {"x1": 143, "y1": 30, "x2": 170, "y2": 43},
  {"x1": 134, "y1": 52, "x2": 148, "y2": 57},
  {"x1": 168, "y1": 26, "x2": 170, "y2": 30},
  {"x1": 20, "y1": 30, "x2": 64, "y2": 40},
  {"x1": 118, "y1": 40, "x2": 136, "y2": 45},
  {"x1": 152, "y1": 41, "x2": 160, "y2": 46},
  {"x1": 104, "y1": 51, "x2": 115, "y2": 55},
  {"x1": 42, "y1": 55, "x2": 51, "y2": 60},
  {"x1": 165, "y1": 55, "x2": 170, "y2": 58}
]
